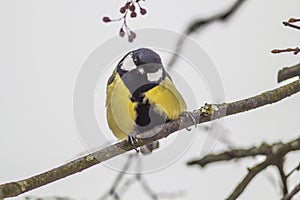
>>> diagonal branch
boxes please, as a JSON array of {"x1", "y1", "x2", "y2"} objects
[
  {"x1": 283, "y1": 21, "x2": 300, "y2": 31},
  {"x1": 187, "y1": 142, "x2": 273, "y2": 167},
  {"x1": 187, "y1": 134, "x2": 300, "y2": 200},
  {"x1": 168, "y1": 0, "x2": 247, "y2": 66},
  {"x1": 0, "y1": 78, "x2": 300, "y2": 198},
  {"x1": 188, "y1": 138, "x2": 300, "y2": 168},
  {"x1": 275, "y1": 158, "x2": 288, "y2": 196},
  {"x1": 107, "y1": 154, "x2": 136, "y2": 197},
  {"x1": 226, "y1": 158, "x2": 271, "y2": 200},
  {"x1": 286, "y1": 162, "x2": 300, "y2": 178},
  {"x1": 282, "y1": 183, "x2": 300, "y2": 200}
]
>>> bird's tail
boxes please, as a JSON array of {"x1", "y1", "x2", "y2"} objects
[{"x1": 140, "y1": 141, "x2": 159, "y2": 155}]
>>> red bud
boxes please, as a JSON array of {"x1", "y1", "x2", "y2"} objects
[
  {"x1": 102, "y1": 16, "x2": 111, "y2": 23},
  {"x1": 130, "y1": 12, "x2": 137, "y2": 18},
  {"x1": 119, "y1": 28, "x2": 125, "y2": 37},
  {"x1": 140, "y1": 8, "x2": 147, "y2": 15},
  {"x1": 119, "y1": 6, "x2": 126, "y2": 14}
]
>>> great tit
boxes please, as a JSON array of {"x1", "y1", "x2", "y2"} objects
[{"x1": 106, "y1": 48, "x2": 187, "y2": 154}]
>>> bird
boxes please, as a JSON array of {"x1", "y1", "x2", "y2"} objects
[{"x1": 106, "y1": 48, "x2": 187, "y2": 154}]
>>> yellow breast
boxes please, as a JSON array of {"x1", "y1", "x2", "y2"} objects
[
  {"x1": 106, "y1": 72, "x2": 187, "y2": 140},
  {"x1": 144, "y1": 77, "x2": 187, "y2": 120},
  {"x1": 106, "y1": 72, "x2": 137, "y2": 140}
]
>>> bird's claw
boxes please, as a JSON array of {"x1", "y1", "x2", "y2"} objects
[
  {"x1": 186, "y1": 127, "x2": 192, "y2": 131},
  {"x1": 127, "y1": 134, "x2": 139, "y2": 153},
  {"x1": 182, "y1": 111, "x2": 198, "y2": 131}
]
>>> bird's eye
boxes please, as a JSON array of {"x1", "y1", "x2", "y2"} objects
[{"x1": 133, "y1": 57, "x2": 139, "y2": 64}]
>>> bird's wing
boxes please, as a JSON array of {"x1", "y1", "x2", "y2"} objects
[{"x1": 106, "y1": 71, "x2": 137, "y2": 139}]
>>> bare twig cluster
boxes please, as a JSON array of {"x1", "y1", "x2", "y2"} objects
[
  {"x1": 187, "y1": 137, "x2": 300, "y2": 200},
  {"x1": 102, "y1": 0, "x2": 147, "y2": 42},
  {"x1": 99, "y1": 154, "x2": 184, "y2": 200},
  {"x1": 283, "y1": 18, "x2": 300, "y2": 30},
  {"x1": 186, "y1": 64, "x2": 300, "y2": 200},
  {"x1": 272, "y1": 18, "x2": 300, "y2": 55},
  {"x1": 99, "y1": 154, "x2": 137, "y2": 200}
]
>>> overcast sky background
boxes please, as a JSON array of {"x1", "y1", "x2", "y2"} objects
[{"x1": 1, "y1": 0, "x2": 300, "y2": 199}]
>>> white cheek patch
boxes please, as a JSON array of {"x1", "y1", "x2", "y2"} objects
[
  {"x1": 120, "y1": 54, "x2": 137, "y2": 71},
  {"x1": 147, "y1": 68, "x2": 163, "y2": 82}
]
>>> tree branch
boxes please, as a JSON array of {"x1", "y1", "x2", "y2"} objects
[
  {"x1": 0, "y1": 78, "x2": 300, "y2": 198},
  {"x1": 271, "y1": 47, "x2": 300, "y2": 56},
  {"x1": 283, "y1": 21, "x2": 300, "y2": 31},
  {"x1": 286, "y1": 162, "x2": 300, "y2": 178},
  {"x1": 168, "y1": 0, "x2": 247, "y2": 66},
  {"x1": 187, "y1": 142, "x2": 273, "y2": 167},
  {"x1": 278, "y1": 63, "x2": 300, "y2": 83},
  {"x1": 275, "y1": 158, "x2": 288, "y2": 196},
  {"x1": 227, "y1": 158, "x2": 271, "y2": 200},
  {"x1": 187, "y1": 134, "x2": 300, "y2": 200},
  {"x1": 282, "y1": 183, "x2": 300, "y2": 200},
  {"x1": 188, "y1": 138, "x2": 300, "y2": 167},
  {"x1": 271, "y1": 18, "x2": 300, "y2": 56}
]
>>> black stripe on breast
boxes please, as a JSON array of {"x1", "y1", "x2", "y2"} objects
[
  {"x1": 135, "y1": 101, "x2": 151, "y2": 127},
  {"x1": 130, "y1": 83, "x2": 158, "y2": 102},
  {"x1": 134, "y1": 99, "x2": 167, "y2": 133}
]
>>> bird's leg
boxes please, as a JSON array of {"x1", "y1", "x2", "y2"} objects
[{"x1": 127, "y1": 133, "x2": 139, "y2": 153}]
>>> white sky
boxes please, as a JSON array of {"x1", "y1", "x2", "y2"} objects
[{"x1": 0, "y1": 0, "x2": 300, "y2": 199}]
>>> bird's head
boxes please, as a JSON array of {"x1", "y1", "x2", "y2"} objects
[{"x1": 117, "y1": 48, "x2": 165, "y2": 83}]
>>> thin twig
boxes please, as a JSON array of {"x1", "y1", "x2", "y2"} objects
[
  {"x1": 275, "y1": 159, "x2": 288, "y2": 195},
  {"x1": 226, "y1": 158, "x2": 271, "y2": 200},
  {"x1": 271, "y1": 18, "x2": 300, "y2": 57},
  {"x1": 138, "y1": 176, "x2": 158, "y2": 200},
  {"x1": 282, "y1": 183, "x2": 300, "y2": 200},
  {"x1": 109, "y1": 154, "x2": 135, "y2": 195},
  {"x1": 227, "y1": 139, "x2": 300, "y2": 200},
  {"x1": 286, "y1": 162, "x2": 300, "y2": 178},
  {"x1": 117, "y1": 177, "x2": 138, "y2": 198},
  {"x1": 271, "y1": 47, "x2": 300, "y2": 55},
  {"x1": 99, "y1": 153, "x2": 136, "y2": 200},
  {"x1": 168, "y1": 0, "x2": 247, "y2": 66},
  {"x1": 283, "y1": 21, "x2": 300, "y2": 31},
  {"x1": 0, "y1": 79, "x2": 300, "y2": 198},
  {"x1": 187, "y1": 139, "x2": 300, "y2": 167},
  {"x1": 100, "y1": 153, "x2": 166, "y2": 200},
  {"x1": 187, "y1": 143, "x2": 272, "y2": 167}
]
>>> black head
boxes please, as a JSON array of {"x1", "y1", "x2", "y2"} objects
[
  {"x1": 117, "y1": 48, "x2": 165, "y2": 82},
  {"x1": 131, "y1": 48, "x2": 162, "y2": 66},
  {"x1": 116, "y1": 48, "x2": 166, "y2": 99}
]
